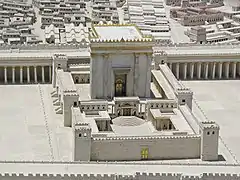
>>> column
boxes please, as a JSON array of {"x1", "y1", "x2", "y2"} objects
[
  {"x1": 212, "y1": 62, "x2": 216, "y2": 79},
  {"x1": 134, "y1": 53, "x2": 139, "y2": 96},
  {"x1": 218, "y1": 62, "x2": 222, "y2": 79},
  {"x1": 176, "y1": 63, "x2": 179, "y2": 79},
  {"x1": 20, "y1": 66, "x2": 23, "y2": 83},
  {"x1": 183, "y1": 63, "x2": 187, "y2": 80},
  {"x1": 169, "y1": 63, "x2": 172, "y2": 71},
  {"x1": 49, "y1": 66, "x2": 52, "y2": 83},
  {"x1": 232, "y1": 62, "x2": 237, "y2": 79},
  {"x1": 190, "y1": 63, "x2": 194, "y2": 79},
  {"x1": 225, "y1": 62, "x2": 229, "y2": 79},
  {"x1": 238, "y1": 63, "x2": 240, "y2": 77},
  {"x1": 34, "y1": 66, "x2": 37, "y2": 83},
  {"x1": 42, "y1": 66, "x2": 45, "y2": 83},
  {"x1": 4, "y1": 67, "x2": 7, "y2": 84},
  {"x1": 197, "y1": 62, "x2": 201, "y2": 79},
  {"x1": 27, "y1": 66, "x2": 30, "y2": 83},
  {"x1": 204, "y1": 63, "x2": 209, "y2": 79},
  {"x1": 12, "y1": 67, "x2": 15, "y2": 84}
]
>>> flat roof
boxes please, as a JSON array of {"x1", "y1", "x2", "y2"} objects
[
  {"x1": 154, "y1": 45, "x2": 240, "y2": 56},
  {"x1": 94, "y1": 25, "x2": 143, "y2": 40}
]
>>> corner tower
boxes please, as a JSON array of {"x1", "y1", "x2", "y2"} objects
[{"x1": 200, "y1": 121, "x2": 220, "y2": 161}]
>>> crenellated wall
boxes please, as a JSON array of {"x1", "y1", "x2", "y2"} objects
[
  {"x1": 0, "y1": 172, "x2": 240, "y2": 180},
  {"x1": 91, "y1": 135, "x2": 201, "y2": 161}
]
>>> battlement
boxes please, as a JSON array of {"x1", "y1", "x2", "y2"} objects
[
  {"x1": 200, "y1": 121, "x2": 219, "y2": 129},
  {"x1": 75, "y1": 124, "x2": 91, "y2": 131},
  {"x1": 136, "y1": 172, "x2": 181, "y2": 177},
  {"x1": 155, "y1": 41, "x2": 240, "y2": 48},
  {"x1": 146, "y1": 99, "x2": 178, "y2": 109},
  {"x1": 0, "y1": 173, "x2": 116, "y2": 178},
  {"x1": 202, "y1": 173, "x2": 240, "y2": 178},
  {"x1": 0, "y1": 43, "x2": 89, "y2": 51},
  {"x1": 93, "y1": 134, "x2": 200, "y2": 141},
  {"x1": 1, "y1": 172, "x2": 240, "y2": 179},
  {"x1": 182, "y1": 175, "x2": 201, "y2": 180},
  {"x1": 91, "y1": 38, "x2": 153, "y2": 43},
  {"x1": 75, "y1": 122, "x2": 89, "y2": 126}
]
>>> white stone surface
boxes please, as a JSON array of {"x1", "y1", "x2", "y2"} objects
[
  {"x1": 94, "y1": 26, "x2": 142, "y2": 40},
  {"x1": 182, "y1": 80, "x2": 240, "y2": 163},
  {"x1": 0, "y1": 85, "x2": 72, "y2": 161}
]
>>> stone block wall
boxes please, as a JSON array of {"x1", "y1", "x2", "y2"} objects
[{"x1": 90, "y1": 135, "x2": 201, "y2": 161}]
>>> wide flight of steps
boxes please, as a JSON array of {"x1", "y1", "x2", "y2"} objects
[{"x1": 112, "y1": 116, "x2": 146, "y2": 126}]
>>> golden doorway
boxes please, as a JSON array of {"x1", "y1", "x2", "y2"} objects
[{"x1": 115, "y1": 74, "x2": 126, "y2": 96}]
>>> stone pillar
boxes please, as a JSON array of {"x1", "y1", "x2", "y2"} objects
[
  {"x1": 183, "y1": 63, "x2": 187, "y2": 80},
  {"x1": 197, "y1": 62, "x2": 201, "y2": 79},
  {"x1": 232, "y1": 62, "x2": 237, "y2": 79},
  {"x1": 176, "y1": 63, "x2": 179, "y2": 79},
  {"x1": 225, "y1": 62, "x2": 229, "y2": 79},
  {"x1": 190, "y1": 63, "x2": 194, "y2": 79},
  {"x1": 238, "y1": 63, "x2": 240, "y2": 77},
  {"x1": 145, "y1": 53, "x2": 152, "y2": 97},
  {"x1": 34, "y1": 66, "x2": 37, "y2": 83},
  {"x1": 42, "y1": 66, "x2": 45, "y2": 83},
  {"x1": 204, "y1": 63, "x2": 209, "y2": 79},
  {"x1": 4, "y1": 67, "x2": 7, "y2": 84},
  {"x1": 12, "y1": 67, "x2": 15, "y2": 84},
  {"x1": 218, "y1": 62, "x2": 222, "y2": 79},
  {"x1": 20, "y1": 66, "x2": 23, "y2": 83},
  {"x1": 169, "y1": 63, "x2": 172, "y2": 71},
  {"x1": 49, "y1": 66, "x2": 52, "y2": 83},
  {"x1": 27, "y1": 66, "x2": 30, "y2": 83},
  {"x1": 134, "y1": 53, "x2": 139, "y2": 96},
  {"x1": 212, "y1": 62, "x2": 216, "y2": 79}
]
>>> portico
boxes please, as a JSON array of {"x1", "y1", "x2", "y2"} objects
[
  {"x1": 2, "y1": 66, "x2": 52, "y2": 84},
  {"x1": 168, "y1": 61, "x2": 240, "y2": 80},
  {"x1": 154, "y1": 45, "x2": 240, "y2": 80}
]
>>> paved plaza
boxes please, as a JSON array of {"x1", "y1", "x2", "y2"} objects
[
  {"x1": 183, "y1": 80, "x2": 240, "y2": 163},
  {"x1": 0, "y1": 85, "x2": 72, "y2": 161}
]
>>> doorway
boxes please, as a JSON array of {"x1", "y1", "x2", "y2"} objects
[
  {"x1": 123, "y1": 108, "x2": 131, "y2": 116},
  {"x1": 115, "y1": 74, "x2": 127, "y2": 96}
]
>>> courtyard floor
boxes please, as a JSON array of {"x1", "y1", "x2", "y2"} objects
[
  {"x1": 183, "y1": 80, "x2": 240, "y2": 163},
  {"x1": 0, "y1": 84, "x2": 72, "y2": 161}
]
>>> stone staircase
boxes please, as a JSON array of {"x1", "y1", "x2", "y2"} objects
[
  {"x1": 55, "y1": 106, "x2": 63, "y2": 114},
  {"x1": 51, "y1": 90, "x2": 63, "y2": 114},
  {"x1": 51, "y1": 90, "x2": 58, "y2": 98},
  {"x1": 112, "y1": 116, "x2": 145, "y2": 126}
]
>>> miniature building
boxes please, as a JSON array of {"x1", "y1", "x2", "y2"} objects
[
  {"x1": 47, "y1": 24, "x2": 220, "y2": 162},
  {"x1": 45, "y1": 23, "x2": 89, "y2": 44},
  {"x1": 91, "y1": 0, "x2": 120, "y2": 24},
  {"x1": 170, "y1": 7, "x2": 224, "y2": 26},
  {"x1": 124, "y1": 0, "x2": 171, "y2": 42}
]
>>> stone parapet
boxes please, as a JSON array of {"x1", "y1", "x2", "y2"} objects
[
  {"x1": 93, "y1": 134, "x2": 200, "y2": 141},
  {"x1": 0, "y1": 172, "x2": 239, "y2": 179},
  {"x1": 0, "y1": 43, "x2": 89, "y2": 51}
]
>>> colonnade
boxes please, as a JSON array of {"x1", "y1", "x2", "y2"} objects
[
  {"x1": 168, "y1": 61, "x2": 240, "y2": 80},
  {"x1": 1, "y1": 65, "x2": 52, "y2": 84}
]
